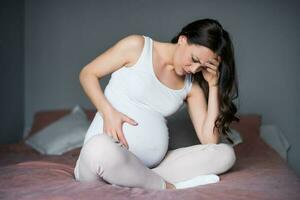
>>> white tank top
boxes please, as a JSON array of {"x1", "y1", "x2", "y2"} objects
[
  {"x1": 104, "y1": 35, "x2": 193, "y2": 118},
  {"x1": 83, "y1": 35, "x2": 193, "y2": 167}
]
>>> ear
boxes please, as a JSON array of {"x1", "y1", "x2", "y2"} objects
[{"x1": 178, "y1": 35, "x2": 187, "y2": 46}]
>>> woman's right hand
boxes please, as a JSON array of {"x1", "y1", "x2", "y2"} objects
[{"x1": 102, "y1": 106, "x2": 138, "y2": 149}]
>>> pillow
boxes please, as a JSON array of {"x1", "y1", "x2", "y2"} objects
[
  {"x1": 259, "y1": 124, "x2": 291, "y2": 161},
  {"x1": 24, "y1": 109, "x2": 96, "y2": 140},
  {"x1": 166, "y1": 104, "x2": 243, "y2": 150},
  {"x1": 25, "y1": 105, "x2": 90, "y2": 155},
  {"x1": 219, "y1": 128, "x2": 243, "y2": 147}
]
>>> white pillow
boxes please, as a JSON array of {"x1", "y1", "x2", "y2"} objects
[
  {"x1": 220, "y1": 128, "x2": 243, "y2": 147},
  {"x1": 25, "y1": 105, "x2": 90, "y2": 155},
  {"x1": 259, "y1": 124, "x2": 291, "y2": 161}
]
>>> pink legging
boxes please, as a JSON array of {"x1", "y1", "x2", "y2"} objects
[{"x1": 74, "y1": 133, "x2": 236, "y2": 190}]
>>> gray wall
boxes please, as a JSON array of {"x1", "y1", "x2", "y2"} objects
[
  {"x1": 0, "y1": 0, "x2": 24, "y2": 144},
  {"x1": 22, "y1": 0, "x2": 300, "y2": 175}
]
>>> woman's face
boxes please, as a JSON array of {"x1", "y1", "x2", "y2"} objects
[{"x1": 173, "y1": 35, "x2": 220, "y2": 76}]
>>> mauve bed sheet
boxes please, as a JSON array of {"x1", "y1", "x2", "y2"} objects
[{"x1": 0, "y1": 114, "x2": 299, "y2": 200}]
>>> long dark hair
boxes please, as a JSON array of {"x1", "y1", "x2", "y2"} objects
[{"x1": 171, "y1": 18, "x2": 240, "y2": 144}]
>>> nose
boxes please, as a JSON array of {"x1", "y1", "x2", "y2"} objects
[{"x1": 186, "y1": 67, "x2": 196, "y2": 74}]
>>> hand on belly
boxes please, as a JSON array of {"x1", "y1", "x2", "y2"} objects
[{"x1": 121, "y1": 110, "x2": 169, "y2": 167}]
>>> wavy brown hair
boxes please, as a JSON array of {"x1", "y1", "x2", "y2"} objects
[{"x1": 171, "y1": 18, "x2": 240, "y2": 144}]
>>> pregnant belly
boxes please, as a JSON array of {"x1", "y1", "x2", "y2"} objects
[
  {"x1": 107, "y1": 99, "x2": 169, "y2": 167},
  {"x1": 105, "y1": 91, "x2": 169, "y2": 168},
  {"x1": 122, "y1": 107, "x2": 169, "y2": 168}
]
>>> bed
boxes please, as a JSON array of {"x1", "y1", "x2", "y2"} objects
[{"x1": 0, "y1": 109, "x2": 299, "y2": 200}]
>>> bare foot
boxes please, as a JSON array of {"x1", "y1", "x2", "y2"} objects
[{"x1": 165, "y1": 181, "x2": 176, "y2": 189}]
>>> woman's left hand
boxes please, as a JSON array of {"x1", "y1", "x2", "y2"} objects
[{"x1": 202, "y1": 56, "x2": 221, "y2": 87}]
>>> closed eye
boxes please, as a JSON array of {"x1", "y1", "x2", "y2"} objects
[
  {"x1": 191, "y1": 57, "x2": 203, "y2": 71},
  {"x1": 192, "y1": 57, "x2": 198, "y2": 63}
]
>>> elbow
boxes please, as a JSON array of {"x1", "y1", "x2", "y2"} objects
[
  {"x1": 79, "y1": 67, "x2": 87, "y2": 79},
  {"x1": 79, "y1": 67, "x2": 90, "y2": 83},
  {"x1": 202, "y1": 141, "x2": 218, "y2": 145},
  {"x1": 200, "y1": 133, "x2": 220, "y2": 145}
]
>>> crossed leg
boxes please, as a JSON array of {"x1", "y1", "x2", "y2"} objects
[
  {"x1": 74, "y1": 133, "x2": 166, "y2": 190},
  {"x1": 151, "y1": 143, "x2": 236, "y2": 184},
  {"x1": 74, "y1": 133, "x2": 236, "y2": 190}
]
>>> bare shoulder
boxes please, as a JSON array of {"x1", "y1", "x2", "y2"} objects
[
  {"x1": 118, "y1": 34, "x2": 144, "y2": 50},
  {"x1": 186, "y1": 78, "x2": 206, "y2": 100},
  {"x1": 80, "y1": 34, "x2": 145, "y2": 78},
  {"x1": 185, "y1": 78, "x2": 207, "y2": 117},
  {"x1": 111, "y1": 34, "x2": 145, "y2": 61},
  {"x1": 121, "y1": 34, "x2": 145, "y2": 67}
]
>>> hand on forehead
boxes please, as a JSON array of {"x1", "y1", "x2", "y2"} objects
[{"x1": 191, "y1": 44, "x2": 221, "y2": 64}]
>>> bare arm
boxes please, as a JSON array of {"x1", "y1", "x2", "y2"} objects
[
  {"x1": 79, "y1": 34, "x2": 145, "y2": 147},
  {"x1": 186, "y1": 81, "x2": 220, "y2": 144},
  {"x1": 79, "y1": 69, "x2": 112, "y2": 115},
  {"x1": 79, "y1": 34, "x2": 144, "y2": 115}
]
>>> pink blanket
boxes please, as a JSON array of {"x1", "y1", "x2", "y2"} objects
[{"x1": 0, "y1": 114, "x2": 299, "y2": 200}]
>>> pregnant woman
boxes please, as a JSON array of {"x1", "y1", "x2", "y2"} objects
[{"x1": 74, "y1": 18, "x2": 239, "y2": 190}]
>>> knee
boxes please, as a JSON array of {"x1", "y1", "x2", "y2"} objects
[
  {"x1": 80, "y1": 134, "x2": 128, "y2": 169},
  {"x1": 213, "y1": 143, "x2": 236, "y2": 173}
]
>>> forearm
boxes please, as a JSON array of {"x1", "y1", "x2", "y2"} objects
[
  {"x1": 201, "y1": 85, "x2": 220, "y2": 144},
  {"x1": 79, "y1": 70, "x2": 113, "y2": 115}
]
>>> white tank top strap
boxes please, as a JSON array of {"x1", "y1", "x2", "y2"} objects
[
  {"x1": 129, "y1": 35, "x2": 193, "y2": 98},
  {"x1": 124, "y1": 35, "x2": 149, "y2": 70},
  {"x1": 184, "y1": 73, "x2": 193, "y2": 96},
  {"x1": 147, "y1": 35, "x2": 190, "y2": 93}
]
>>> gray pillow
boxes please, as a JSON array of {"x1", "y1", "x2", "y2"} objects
[
  {"x1": 220, "y1": 128, "x2": 243, "y2": 147},
  {"x1": 25, "y1": 105, "x2": 90, "y2": 155},
  {"x1": 167, "y1": 104, "x2": 243, "y2": 150}
]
